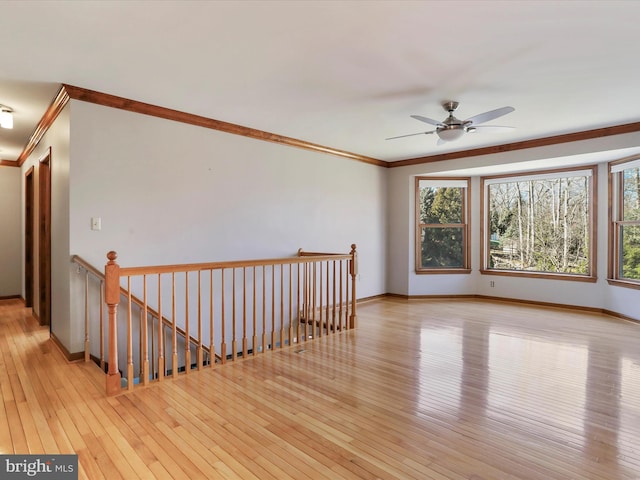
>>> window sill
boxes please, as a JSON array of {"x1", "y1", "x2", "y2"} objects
[
  {"x1": 607, "y1": 278, "x2": 640, "y2": 290},
  {"x1": 415, "y1": 268, "x2": 472, "y2": 275},
  {"x1": 480, "y1": 269, "x2": 597, "y2": 283}
]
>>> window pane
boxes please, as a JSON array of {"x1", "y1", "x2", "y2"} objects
[
  {"x1": 421, "y1": 227, "x2": 464, "y2": 268},
  {"x1": 419, "y1": 186, "x2": 463, "y2": 224},
  {"x1": 623, "y1": 167, "x2": 640, "y2": 221},
  {"x1": 621, "y1": 225, "x2": 640, "y2": 280},
  {"x1": 488, "y1": 175, "x2": 590, "y2": 274}
]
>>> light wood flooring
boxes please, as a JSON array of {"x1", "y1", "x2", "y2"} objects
[{"x1": 1, "y1": 296, "x2": 639, "y2": 479}]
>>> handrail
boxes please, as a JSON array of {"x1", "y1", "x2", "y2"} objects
[
  {"x1": 103, "y1": 245, "x2": 358, "y2": 395},
  {"x1": 118, "y1": 253, "x2": 352, "y2": 276},
  {"x1": 71, "y1": 254, "x2": 103, "y2": 278},
  {"x1": 298, "y1": 248, "x2": 345, "y2": 257}
]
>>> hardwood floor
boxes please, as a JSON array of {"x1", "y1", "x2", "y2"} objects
[{"x1": 1, "y1": 296, "x2": 639, "y2": 479}]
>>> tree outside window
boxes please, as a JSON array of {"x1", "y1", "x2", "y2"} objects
[
  {"x1": 482, "y1": 167, "x2": 596, "y2": 280},
  {"x1": 416, "y1": 178, "x2": 470, "y2": 273}
]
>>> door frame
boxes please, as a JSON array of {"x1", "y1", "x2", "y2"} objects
[
  {"x1": 24, "y1": 166, "x2": 35, "y2": 308},
  {"x1": 38, "y1": 148, "x2": 52, "y2": 327}
]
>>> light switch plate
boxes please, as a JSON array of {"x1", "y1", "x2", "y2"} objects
[{"x1": 91, "y1": 217, "x2": 101, "y2": 231}]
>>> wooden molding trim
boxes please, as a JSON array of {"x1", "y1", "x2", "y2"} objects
[
  {"x1": 0, "y1": 160, "x2": 19, "y2": 168},
  {"x1": 0, "y1": 294, "x2": 22, "y2": 300},
  {"x1": 50, "y1": 332, "x2": 85, "y2": 362},
  {"x1": 389, "y1": 121, "x2": 640, "y2": 168},
  {"x1": 606, "y1": 278, "x2": 640, "y2": 290},
  {"x1": 17, "y1": 86, "x2": 70, "y2": 167},
  {"x1": 355, "y1": 293, "x2": 389, "y2": 304},
  {"x1": 62, "y1": 84, "x2": 388, "y2": 168},
  {"x1": 602, "y1": 308, "x2": 640, "y2": 324},
  {"x1": 10, "y1": 84, "x2": 640, "y2": 171},
  {"x1": 474, "y1": 294, "x2": 605, "y2": 314},
  {"x1": 381, "y1": 293, "x2": 639, "y2": 323}
]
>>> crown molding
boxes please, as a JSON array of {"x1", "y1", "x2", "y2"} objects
[
  {"x1": 389, "y1": 121, "x2": 640, "y2": 168},
  {"x1": 0, "y1": 160, "x2": 19, "y2": 167},
  {"x1": 14, "y1": 83, "x2": 640, "y2": 171},
  {"x1": 62, "y1": 84, "x2": 388, "y2": 168},
  {"x1": 17, "y1": 86, "x2": 70, "y2": 167}
]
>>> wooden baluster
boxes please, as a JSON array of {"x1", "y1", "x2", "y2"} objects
[
  {"x1": 138, "y1": 308, "x2": 143, "y2": 381},
  {"x1": 349, "y1": 244, "x2": 357, "y2": 329},
  {"x1": 172, "y1": 273, "x2": 178, "y2": 378},
  {"x1": 252, "y1": 267, "x2": 257, "y2": 357},
  {"x1": 84, "y1": 270, "x2": 90, "y2": 362},
  {"x1": 127, "y1": 277, "x2": 134, "y2": 390},
  {"x1": 302, "y1": 262, "x2": 307, "y2": 342},
  {"x1": 242, "y1": 267, "x2": 248, "y2": 358},
  {"x1": 185, "y1": 272, "x2": 190, "y2": 374},
  {"x1": 105, "y1": 251, "x2": 121, "y2": 395},
  {"x1": 99, "y1": 280, "x2": 105, "y2": 371},
  {"x1": 288, "y1": 263, "x2": 293, "y2": 347},
  {"x1": 150, "y1": 309, "x2": 155, "y2": 382},
  {"x1": 306, "y1": 262, "x2": 311, "y2": 341},
  {"x1": 339, "y1": 260, "x2": 344, "y2": 331},
  {"x1": 157, "y1": 273, "x2": 164, "y2": 381},
  {"x1": 311, "y1": 262, "x2": 316, "y2": 339},
  {"x1": 332, "y1": 261, "x2": 337, "y2": 332},
  {"x1": 271, "y1": 265, "x2": 275, "y2": 349},
  {"x1": 141, "y1": 275, "x2": 149, "y2": 385},
  {"x1": 220, "y1": 269, "x2": 226, "y2": 363},
  {"x1": 232, "y1": 269, "x2": 237, "y2": 361},
  {"x1": 209, "y1": 269, "x2": 215, "y2": 367},
  {"x1": 296, "y1": 263, "x2": 301, "y2": 344},
  {"x1": 279, "y1": 264, "x2": 284, "y2": 348},
  {"x1": 197, "y1": 271, "x2": 203, "y2": 370},
  {"x1": 261, "y1": 266, "x2": 266, "y2": 354},
  {"x1": 318, "y1": 261, "x2": 323, "y2": 338},
  {"x1": 345, "y1": 260, "x2": 350, "y2": 330},
  {"x1": 325, "y1": 260, "x2": 330, "y2": 334}
]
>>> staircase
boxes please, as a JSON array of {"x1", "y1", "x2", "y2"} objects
[{"x1": 72, "y1": 245, "x2": 358, "y2": 395}]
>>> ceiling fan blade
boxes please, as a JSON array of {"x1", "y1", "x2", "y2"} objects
[
  {"x1": 386, "y1": 130, "x2": 435, "y2": 140},
  {"x1": 464, "y1": 106, "x2": 514, "y2": 125},
  {"x1": 410, "y1": 115, "x2": 444, "y2": 127},
  {"x1": 469, "y1": 125, "x2": 515, "y2": 134}
]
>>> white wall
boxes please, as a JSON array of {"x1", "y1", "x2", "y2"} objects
[
  {"x1": 68, "y1": 100, "x2": 388, "y2": 353},
  {"x1": 0, "y1": 166, "x2": 21, "y2": 296},
  {"x1": 20, "y1": 105, "x2": 71, "y2": 345},
  {"x1": 387, "y1": 133, "x2": 640, "y2": 318}
]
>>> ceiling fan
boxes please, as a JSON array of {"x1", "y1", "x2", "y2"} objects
[{"x1": 387, "y1": 101, "x2": 515, "y2": 144}]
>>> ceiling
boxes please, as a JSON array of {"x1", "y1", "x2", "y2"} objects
[{"x1": 1, "y1": 1, "x2": 639, "y2": 166}]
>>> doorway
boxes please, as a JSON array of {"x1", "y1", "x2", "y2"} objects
[
  {"x1": 38, "y1": 150, "x2": 51, "y2": 326},
  {"x1": 24, "y1": 166, "x2": 34, "y2": 308}
]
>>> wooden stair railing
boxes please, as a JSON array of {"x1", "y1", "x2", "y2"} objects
[
  {"x1": 103, "y1": 245, "x2": 358, "y2": 396},
  {"x1": 71, "y1": 255, "x2": 210, "y2": 376}
]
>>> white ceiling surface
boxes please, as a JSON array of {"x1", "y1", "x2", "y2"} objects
[{"x1": 0, "y1": 1, "x2": 639, "y2": 165}]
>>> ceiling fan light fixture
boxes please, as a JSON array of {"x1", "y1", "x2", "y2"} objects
[
  {"x1": 436, "y1": 127, "x2": 464, "y2": 142},
  {"x1": 0, "y1": 105, "x2": 14, "y2": 129}
]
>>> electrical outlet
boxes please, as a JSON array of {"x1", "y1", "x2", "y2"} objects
[{"x1": 490, "y1": 280, "x2": 495, "y2": 287}]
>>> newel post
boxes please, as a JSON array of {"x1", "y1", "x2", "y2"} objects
[
  {"x1": 105, "y1": 251, "x2": 122, "y2": 395},
  {"x1": 349, "y1": 244, "x2": 357, "y2": 329}
]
